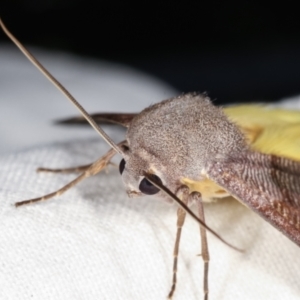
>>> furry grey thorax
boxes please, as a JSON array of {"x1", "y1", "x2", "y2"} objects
[{"x1": 121, "y1": 93, "x2": 248, "y2": 198}]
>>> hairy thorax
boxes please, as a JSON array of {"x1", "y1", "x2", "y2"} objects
[{"x1": 125, "y1": 94, "x2": 248, "y2": 195}]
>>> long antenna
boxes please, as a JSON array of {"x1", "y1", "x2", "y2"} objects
[
  {"x1": 1, "y1": 18, "x2": 240, "y2": 251},
  {"x1": 0, "y1": 18, "x2": 123, "y2": 155}
]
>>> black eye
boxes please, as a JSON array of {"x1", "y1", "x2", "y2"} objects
[
  {"x1": 119, "y1": 159, "x2": 126, "y2": 174},
  {"x1": 139, "y1": 174, "x2": 162, "y2": 195}
]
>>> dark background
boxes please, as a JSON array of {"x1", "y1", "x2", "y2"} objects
[{"x1": 1, "y1": 1, "x2": 300, "y2": 104}]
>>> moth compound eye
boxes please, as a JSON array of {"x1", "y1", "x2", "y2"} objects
[
  {"x1": 139, "y1": 175, "x2": 162, "y2": 195},
  {"x1": 119, "y1": 159, "x2": 126, "y2": 174}
]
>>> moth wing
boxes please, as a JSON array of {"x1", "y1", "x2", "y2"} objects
[
  {"x1": 206, "y1": 151, "x2": 300, "y2": 246},
  {"x1": 57, "y1": 113, "x2": 137, "y2": 127},
  {"x1": 224, "y1": 104, "x2": 300, "y2": 161}
]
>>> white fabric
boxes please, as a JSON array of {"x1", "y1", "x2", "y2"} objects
[{"x1": 0, "y1": 46, "x2": 300, "y2": 300}]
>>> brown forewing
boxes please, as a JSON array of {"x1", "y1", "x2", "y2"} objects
[{"x1": 207, "y1": 151, "x2": 300, "y2": 246}]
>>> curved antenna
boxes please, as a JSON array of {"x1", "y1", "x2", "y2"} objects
[{"x1": 0, "y1": 18, "x2": 124, "y2": 155}]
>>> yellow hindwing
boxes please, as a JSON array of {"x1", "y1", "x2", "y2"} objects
[
  {"x1": 182, "y1": 104, "x2": 300, "y2": 201},
  {"x1": 224, "y1": 104, "x2": 300, "y2": 161}
]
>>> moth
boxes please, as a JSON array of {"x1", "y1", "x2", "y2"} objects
[{"x1": 1, "y1": 18, "x2": 300, "y2": 300}]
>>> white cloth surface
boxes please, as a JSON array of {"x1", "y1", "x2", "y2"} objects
[{"x1": 0, "y1": 46, "x2": 300, "y2": 300}]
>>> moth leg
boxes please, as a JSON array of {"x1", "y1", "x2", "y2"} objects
[
  {"x1": 37, "y1": 161, "x2": 118, "y2": 174},
  {"x1": 168, "y1": 188, "x2": 210, "y2": 300},
  {"x1": 15, "y1": 147, "x2": 117, "y2": 207},
  {"x1": 37, "y1": 163, "x2": 92, "y2": 174},
  {"x1": 192, "y1": 192, "x2": 209, "y2": 300},
  {"x1": 168, "y1": 186, "x2": 189, "y2": 299},
  {"x1": 15, "y1": 172, "x2": 88, "y2": 207}
]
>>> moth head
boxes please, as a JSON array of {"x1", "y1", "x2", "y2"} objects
[{"x1": 118, "y1": 143, "x2": 169, "y2": 199}]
